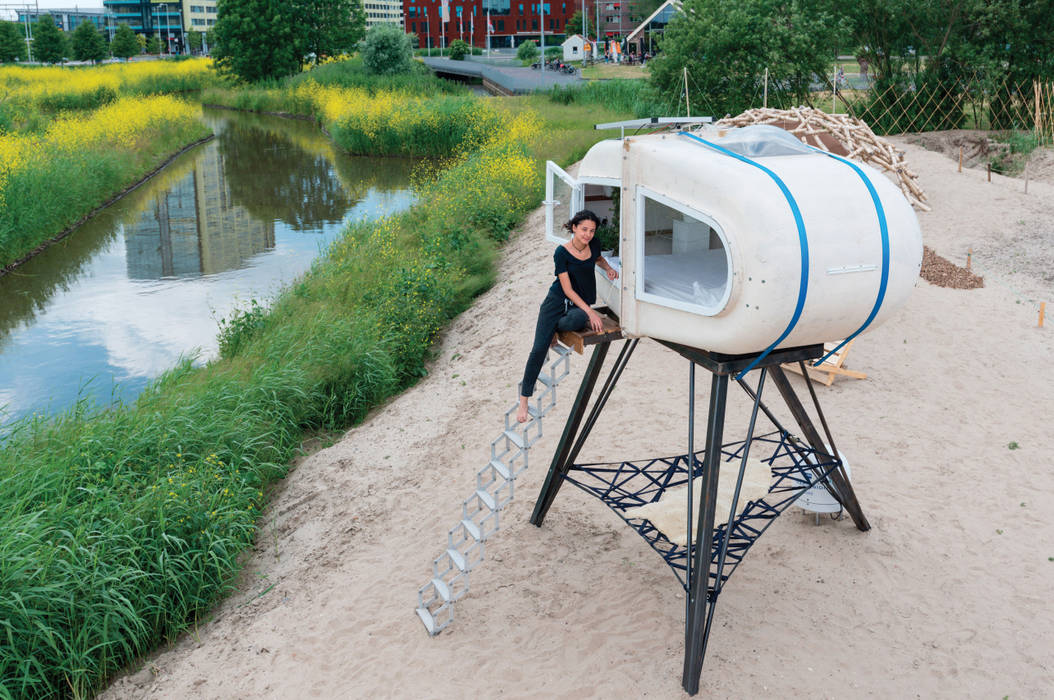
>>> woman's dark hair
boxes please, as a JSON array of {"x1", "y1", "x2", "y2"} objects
[{"x1": 563, "y1": 209, "x2": 601, "y2": 234}]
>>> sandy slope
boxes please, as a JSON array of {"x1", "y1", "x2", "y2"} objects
[{"x1": 101, "y1": 141, "x2": 1054, "y2": 699}]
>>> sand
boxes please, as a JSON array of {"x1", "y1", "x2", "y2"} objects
[{"x1": 101, "y1": 140, "x2": 1054, "y2": 699}]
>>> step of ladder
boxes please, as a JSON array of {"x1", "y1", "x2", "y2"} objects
[
  {"x1": 489, "y1": 459, "x2": 512, "y2": 481},
  {"x1": 415, "y1": 346, "x2": 573, "y2": 636},
  {"x1": 502, "y1": 429, "x2": 526, "y2": 450}
]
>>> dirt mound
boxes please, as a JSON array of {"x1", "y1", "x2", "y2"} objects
[
  {"x1": 920, "y1": 245, "x2": 984, "y2": 289},
  {"x1": 904, "y1": 130, "x2": 1054, "y2": 183},
  {"x1": 904, "y1": 130, "x2": 1001, "y2": 170},
  {"x1": 1024, "y1": 147, "x2": 1054, "y2": 183}
]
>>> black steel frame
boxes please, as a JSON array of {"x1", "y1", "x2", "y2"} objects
[{"x1": 529, "y1": 338, "x2": 869, "y2": 696}]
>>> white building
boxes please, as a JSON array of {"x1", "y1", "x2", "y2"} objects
[
  {"x1": 562, "y1": 33, "x2": 585, "y2": 62},
  {"x1": 182, "y1": 1, "x2": 219, "y2": 34},
  {"x1": 365, "y1": 0, "x2": 402, "y2": 30}
]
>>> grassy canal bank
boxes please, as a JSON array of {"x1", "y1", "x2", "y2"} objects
[
  {"x1": 0, "y1": 61, "x2": 221, "y2": 272},
  {"x1": 0, "y1": 57, "x2": 631, "y2": 697}
]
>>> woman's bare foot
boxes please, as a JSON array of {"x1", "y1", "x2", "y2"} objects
[{"x1": 516, "y1": 395, "x2": 530, "y2": 423}]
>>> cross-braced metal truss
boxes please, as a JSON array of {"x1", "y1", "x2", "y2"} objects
[{"x1": 562, "y1": 430, "x2": 841, "y2": 592}]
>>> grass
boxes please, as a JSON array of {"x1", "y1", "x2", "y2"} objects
[
  {"x1": 989, "y1": 131, "x2": 1042, "y2": 176},
  {"x1": 291, "y1": 56, "x2": 466, "y2": 95},
  {"x1": 542, "y1": 79, "x2": 671, "y2": 119},
  {"x1": 0, "y1": 68, "x2": 632, "y2": 699},
  {"x1": 0, "y1": 60, "x2": 221, "y2": 116},
  {"x1": 581, "y1": 63, "x2": 649, "y2": 80},
  {"x1": 0, "y1": 96, "x2": 210, "y2": 270}
]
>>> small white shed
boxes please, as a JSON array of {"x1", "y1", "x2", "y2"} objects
[
  {"x1": 545, "y1": 124, "x2": 923, "y2": 358},
  {"x1": 562, "y1": 34, "x2": 585, "y2": 62}
]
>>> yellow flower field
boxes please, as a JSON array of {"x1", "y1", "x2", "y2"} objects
[
  {"x1": 0, "y1": 59, "x2": 218, "y2": 110},
  {"x1": 0, "y1": 95, "x2": 201, "y2": 206}
]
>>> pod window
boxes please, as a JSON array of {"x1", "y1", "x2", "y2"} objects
[{"x1": 636, "y1": 188, "x2": 731, "y2": 315}]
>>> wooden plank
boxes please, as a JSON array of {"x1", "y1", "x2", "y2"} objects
[
  {"x1": 557, "y1": 314, "x2": 623, "y2": 355},
  {"x1": 783, "y1": 340, "x2": 866, "y2": 385}
]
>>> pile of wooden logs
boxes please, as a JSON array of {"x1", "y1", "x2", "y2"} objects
[{"x1": 714, "y1": 107, "x2": 930, "y2": 211}]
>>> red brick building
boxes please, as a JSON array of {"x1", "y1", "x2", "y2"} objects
[{"x1": 403, "y1": 0, "x2": 578, "y2": 49}]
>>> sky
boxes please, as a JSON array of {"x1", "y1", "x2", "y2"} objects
[
  {"x1": 15, "y1": 1, "x2": 106, "y2": 8},
  {"x1": 1, "y1": 1, "x2": 104, "y2": 22}
]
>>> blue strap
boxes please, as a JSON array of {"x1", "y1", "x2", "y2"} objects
[
  {"x1": 678, "y1": 132, "x2": 809, "y2": 380},
  {"x1": 807, "y1": 149, "x2": 890, "y2": 366}
]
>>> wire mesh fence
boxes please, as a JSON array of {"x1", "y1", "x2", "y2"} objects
[{"x1": 843, "y1": 74, "x2": 1054, "y2": 143}]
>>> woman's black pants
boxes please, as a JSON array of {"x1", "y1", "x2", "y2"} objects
[{"x1": 520, "y1": 289, "x2": 588, "y2": 397}]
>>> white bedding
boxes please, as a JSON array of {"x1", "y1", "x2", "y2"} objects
[{"x1": 643, "y1": 250, "x2": 728, "y2": 307}]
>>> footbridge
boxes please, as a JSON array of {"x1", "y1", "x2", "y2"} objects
[{"x1": 421, "y1": 57, "x2": 581, "y2": 96}]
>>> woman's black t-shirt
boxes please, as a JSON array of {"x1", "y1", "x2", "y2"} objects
[{"x1": 550, "y1": 238, "x2": 602, "y2": 305}]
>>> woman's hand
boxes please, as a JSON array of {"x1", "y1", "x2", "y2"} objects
[
  {"x1": 587, "y1": 309, "x2": 603, "y2": 332},
  {"x1": 605, "y1": 267, "x2": 619, "y2": 281}
]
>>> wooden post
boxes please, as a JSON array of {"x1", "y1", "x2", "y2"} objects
[
  {"x1": 833, "y1": 67, "x2": 837, "y2": 114},
  {"x1": 966, "y1": 248, "x2": 972, "y2": 270},
  {"x1": 958, "y1": 146, "x2": 963, "y2": 173},
  {"x1": 1040, "y1": 302, "x2": 1046, "y2": 328},
  {"x1": 1036, "y1": 80, "x2": 1042, "y2": 139},
  {"x1": 763, "y1": 67, "x2": 768, "y2": 109},
  {"x1": 684, "y1": 66, "x2": 690, "y2": 118},
  {"x1": 987, "y1": 162, "x2": 991, "y2": 182}
]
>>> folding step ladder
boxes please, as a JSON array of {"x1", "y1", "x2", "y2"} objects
[{"x1": 415, "y1": 345, "x2": 572, "y2": 635}]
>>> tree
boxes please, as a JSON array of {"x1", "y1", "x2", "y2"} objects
[
  {"x1": 565, "y1": 10, "x2": 583, "y2": 37},
  {"x1": 187, "y1": 29, "x2": 203, "y2": 54},
  {"x1": 648, "y1": 0, "x2": 847, "y2": 116},
  {"x1": 32, "y1": 15, "x2": 66, "y2": 64},
  {"x1": 0, "y1": 21, "x2": 27, "y2": 62},
  {"x1": 448, "y1": 38, "x2": 470, "y2": 60},
  {"x1": 517, "y1": 39, "x2": 539, "y2": 63},
  {"x1": 212, "y1": 0, "x2": 304, "y2": 81},
  {"x1": 71, "y1": 19, "x2": 107, "y2": 63},
  {"x1": 145, "y1": 34, "x2": 162, "y2": 55},
  {"x1": 111, "y1": 22, "x2": 139, "y2": 59},
  {"x1": 361, "y1": 22, "x2": 413, "y2": 75},
  {"x1": 292, "y1": 0, "x2": 366, "y2": 63}
]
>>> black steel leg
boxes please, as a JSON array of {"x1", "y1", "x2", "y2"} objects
[
  {"x1": 768, "y1": 366, "x2": 871, "y2": 532},
  {"x1": 682, "y1": 372, "x2": 729, "y2": 696},
  {"x1": 530, "y1": 341, "x2": 612, "y2": 527}
]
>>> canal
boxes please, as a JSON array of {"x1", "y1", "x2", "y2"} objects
[{"x1": 0, "y1": 108, "x2": 417, "y2": 428}]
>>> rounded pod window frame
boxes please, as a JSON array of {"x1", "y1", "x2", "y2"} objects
[{"x1": 633, "y1": 185, "x2": 734, "y2": 318}]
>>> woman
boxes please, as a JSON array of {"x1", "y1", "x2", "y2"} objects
[{"x1": 517, "y1": 210, "x2": 619, "y2": 423}]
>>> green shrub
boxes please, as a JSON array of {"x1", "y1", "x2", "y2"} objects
[
  {"x1": 362, "y1": 23, "x2": 414, "y2": 75},
  {"x1": 517, "y1": 40, "x2": 538, "y2": 63},
  {"x1": 449, "y1": 39, "x2": 470, "y2": 60},
  {"x1": 218, "y1": 298, "x2": 269, "y2": 359}
]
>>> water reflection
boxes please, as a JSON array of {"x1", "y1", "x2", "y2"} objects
[
  {"x1": 0, "y1": 108, "x2": 417, "y2": 427},
  {"x1": 125, "y1": 146, "x2": 276, "y2": 279}
]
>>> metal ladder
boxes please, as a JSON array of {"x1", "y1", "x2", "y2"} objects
[{"x1": 416, "y1": 344, "x2": 572, "y2": 635}]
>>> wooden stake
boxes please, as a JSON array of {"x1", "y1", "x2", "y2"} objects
[
  {"x1": 966, "y1": 248, "x2": 972, "y2": 270},
  {"x1": 1040, "y1": 302, "x2": 1046, "y2": 328},
  {"x1": 1036, "y1": 80, "x2": 1042, "y2": 139},
  {"x1": 987, "y1": 162, "x2": 991, "y2": 182},
  {"x1": 763, "y1": 67, "x2": 768, "y2": 108},
  {"x1": 683, "y1": 66, "x2": 690, "y2": 118},
  {"x1": 958, "y1": 146, "x2": 963, "y2": 172}
]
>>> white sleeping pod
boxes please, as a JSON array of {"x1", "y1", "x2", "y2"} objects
[{"x1": 545, "y1": 125, "x2": 923, "y2": 357}]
